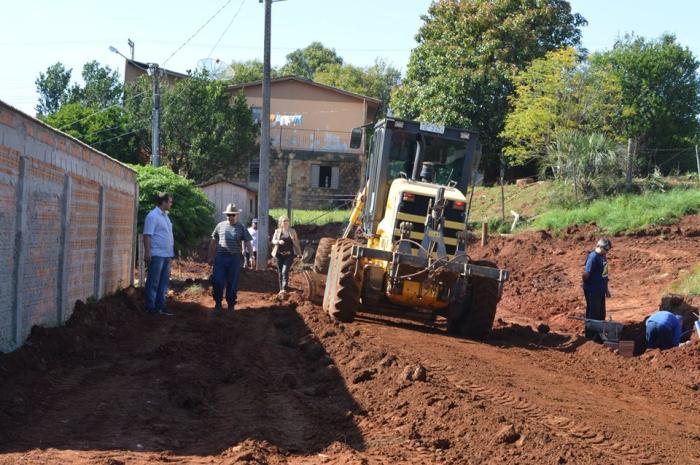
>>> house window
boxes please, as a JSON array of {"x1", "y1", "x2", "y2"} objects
[
  {"x1": 311, "y1": 164, "x2": 339, "y2": 189},
  {"x1": 249, "y1": 158, "x2": 260, "y2": 183},
  {"x1": 251, "y1": 106, "x2": 262, "y2": 125}
]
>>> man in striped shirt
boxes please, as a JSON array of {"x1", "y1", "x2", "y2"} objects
[{"x1": 207, "y1": 203, "x2": 253, "y2": 314}]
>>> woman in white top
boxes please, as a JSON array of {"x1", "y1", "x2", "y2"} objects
[{"x1": 271, "y1": 216, "x2": 302, "y2": 294}]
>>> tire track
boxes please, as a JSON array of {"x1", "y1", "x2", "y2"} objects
[{"x1": 430, "y1": 364, "x2": 663, "y2": 465}]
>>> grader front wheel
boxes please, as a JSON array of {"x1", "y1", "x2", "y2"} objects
[
  {"x1": 447, "y1": 260, "x2": 501, "y2": 340},
  {"x1": 325, "y1": 240, "x2": 360, "y2": 323}
]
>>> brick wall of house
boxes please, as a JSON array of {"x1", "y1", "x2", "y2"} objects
[{"x1": 0, "y1": 101, "x2": 138, "y2": 353}]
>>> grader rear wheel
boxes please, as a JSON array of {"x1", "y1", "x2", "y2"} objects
[
  {"x1": 326, "y1": 240, "x2": 360, "y2": 323},
  {"x1": 313, "y1": 237, "x2": 337, "y2": 275}
]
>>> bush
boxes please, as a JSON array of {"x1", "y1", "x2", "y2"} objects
[{"x1": 129, "y1": 164, "x2": 215, "y2": 254}]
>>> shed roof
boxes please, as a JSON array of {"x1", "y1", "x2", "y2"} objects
[{"x1": 199, "y1": 177, "x2": 258, "y2": 193}]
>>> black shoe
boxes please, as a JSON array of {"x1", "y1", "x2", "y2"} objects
[
  {"x1": 159, "y1": 308, "x2": 174, "y2": 316},
  {"x1": 214, "y1": 302, "x2": 222, "y2": 315}
]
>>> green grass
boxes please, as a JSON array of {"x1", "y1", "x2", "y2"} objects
[
  {"x1": 270, "y1": 208, "x2": 351, "y2": 226},
  {"x1": 668, "y1": 265, "x2": 700, "y2": 295},
  {"x1": 530, "y1": 188, "x2": 700, "y2": 234},
  {"x1": 468, "y1": 181, "x2": 552, "y2": 224}
]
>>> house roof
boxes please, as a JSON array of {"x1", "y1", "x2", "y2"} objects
[
  {"x1": 226, "y1": 76, "x2": 381, "y2": 107},
  {"x1": 125, "y1": 59, "x2": 190, "y2": 80},
  {"x1": 199, "y1": 176, "x2": 258, "y2": 193}
]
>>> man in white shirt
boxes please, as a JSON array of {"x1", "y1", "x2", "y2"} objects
[
  {"x1": 143, "y1": 192, "x2": 175, "y2": 315},
  {"x1": 245, "y1": 218, "x2": 258, "y2": 269}
]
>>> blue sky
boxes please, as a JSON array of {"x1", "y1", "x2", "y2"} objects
[{"x1": 1, "y1": 0, "x2": 699, "y2": 115}]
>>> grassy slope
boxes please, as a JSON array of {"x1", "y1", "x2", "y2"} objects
[{"x1": 531, "y1": 189, "x2": 700, "y2": 234}]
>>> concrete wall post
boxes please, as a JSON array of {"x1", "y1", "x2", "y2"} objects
[
  {"x1": 94, "y1": 185, "x2": 106, "y2": 299},
  {"x1": 12, "y1": 157, "x2": 29, "y2": 345},
  {"x1": 57, "y1": 174, "x2": 72, "y2": 323}
]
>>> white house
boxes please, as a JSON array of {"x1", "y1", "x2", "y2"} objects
[{"x1": 200, "y1": 178, "x2": 258, "y2": 224}]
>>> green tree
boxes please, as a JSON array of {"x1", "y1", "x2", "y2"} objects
[
  {"x1": 130, "y1": 164, "x2": 215, "y2": 253},
  {"x1": 224, "y1": 59, "x2": 280, "y2": 84},
  {"x1": 35, "y1": 62, "x2": 73, "y2": 117},
  {"x1": 281, "y1": 41, "x2": 343, "y2": 79},
  {"x1": 43, "y1": 103, "x2": 144, "y2": 164},
  {"x1": 314, "y1": 59, "x2": 401, "y2": 116},
  {"x1": 501, "y1": 47, "x2": 622, "y2": 165},
  {"x1": 75, "y1": 60, "x2": 123, "y2": 109},
  {"x1": 590, "y1": 34, "x2": 700, "y2": 153},
  {"x1": 127, "y1": 73, "x2": 258, "y2": 182},
  {"x1": 543, "y1": 130, "x2": 623, "y2": 201},
  {"x1": 391, "y1": 0, "x2": 586, "y2": 177}
]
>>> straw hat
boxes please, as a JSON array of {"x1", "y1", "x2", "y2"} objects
[{"x1": 223, "y1": 203, "x2": 241, "y2": 215}]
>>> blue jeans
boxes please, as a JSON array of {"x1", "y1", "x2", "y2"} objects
[
  {"x1": 146, "y1": 256, "x2": 171, "y2": 312},
  {"x1": 213, "y1": 254, "x2": 242, "y2": 308},
  {"x1": 277, "y1": 254, "x2": 294, "y2": 291}
]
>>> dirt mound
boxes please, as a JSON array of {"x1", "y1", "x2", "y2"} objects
[{"x1": 476, "y1": 217, "x2": 700, "y2": 336}]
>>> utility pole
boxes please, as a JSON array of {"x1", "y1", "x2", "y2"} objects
[
  {"x1": 695, "y1": 145, "x2": 700, "y2": 184},
  {"x1": 149, "y1": 64, "x2": 161, "y2": 167},
  {"x1": 128, "y1": 38, "x2": 135, "y2": 59},
  {"x1": 256, "y1": 0, "x2": 272, "y2": 270}
]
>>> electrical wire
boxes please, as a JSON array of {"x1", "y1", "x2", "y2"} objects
[
  {"x1": 57, "y1": 90, "x2": 149, "y2": 130},
  {"x1": 207, "y1": 0, "x2": 247, "y2": 59},
  {"x1": 162, "y1": 0, "x2": 234, "y2": 67}
]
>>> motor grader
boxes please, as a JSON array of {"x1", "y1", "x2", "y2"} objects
[{"x1": 303, "y1": 118, "x2": 509, "y2": 339}]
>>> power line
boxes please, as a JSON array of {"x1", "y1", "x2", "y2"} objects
[
  {"x1": 57, "y1": 90, "x2": 149, "y2": 130},
  {"x1": 208, "y1": 0, "x2": 247, "y2": 59},
  {"x1": 162, "y1": 0, "x2": 234, "y2": 66}
]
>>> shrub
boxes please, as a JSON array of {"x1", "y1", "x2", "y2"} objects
[{"x1": 129, "y1": 164, "x2": 215, "y2": 254}]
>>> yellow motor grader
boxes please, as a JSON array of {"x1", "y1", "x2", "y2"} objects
[{"x1": 303, "y1": 118, "x2": 509, "y2": 338}]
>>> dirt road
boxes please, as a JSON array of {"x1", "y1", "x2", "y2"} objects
[{"x1": 1, "y1": 222, "x2": 699, "y2": 464}]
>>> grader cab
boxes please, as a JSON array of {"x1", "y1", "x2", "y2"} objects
[{"x1": 304, "y1": 118, "x2": 509, "y2": 339}]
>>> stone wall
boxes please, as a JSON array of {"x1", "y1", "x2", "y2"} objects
[{"x1": 268, "y1": 149, "x2": 363, "y2": 210}]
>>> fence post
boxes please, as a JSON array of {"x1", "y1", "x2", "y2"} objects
[
  {"x1": 695, "y1": 145, "x2": 700, "y2": 184},
  {"x1": 12, "y1": 156, "x2": 29, "y2": 346},
  {"x1": 138, "y1": 234, "x2": 145, "y2": 288},
  {"x1": 481, "y1": 222, "x2": 488, "y2": 246},
  {"x1": 57, "y1": 174, "x2": 72, "y2": 324},
  {"x1": 626, "y1": 138, "x2": 633, "y2": 191},
  {"x1": 129, "y1": 183, "x2": 139, "y2": 287},
  {"x1": 94, "y1": 186, "x2": 106, "y2": 299}
]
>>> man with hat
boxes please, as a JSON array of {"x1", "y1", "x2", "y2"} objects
[
  {"x1": 245, "y1": 218, "x2": 258, "y2": 269},
  {"x1": 582, "y1": 238, "x2": 612, "y2": 337},
  {"x1": 207, "y1": 203, "x2": 253, "y2": 314}
]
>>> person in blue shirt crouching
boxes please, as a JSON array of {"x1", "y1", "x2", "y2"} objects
[
  {"x1": 645, "y1": 310, "x2": 683, "y2": 350},
  {"x1": 582, "y1": 238, "x2": 611, "y2": 338}
]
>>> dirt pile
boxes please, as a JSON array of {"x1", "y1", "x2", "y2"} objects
[{"x1": 476, "y1": 217, "x2": 700, "y2": 334}]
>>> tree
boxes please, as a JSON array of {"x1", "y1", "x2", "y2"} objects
[
  {"x1": 75, "y1": 60, "x2": 123, "y2": 109},
  {"x1": 501, "y1": 47, "x2": 622, "y2": 165},
  {"x1": 281, "y1": 41, "x2": 343, "y2": 79},
  {"x1": 543, "y1": 130, "x2": 623, "y2": 201},
  {"x1": 127, "y1": 73, "x2": 258, "y2": 183},
  {"x1": 35, "y1": 62, "x2": 73, "y2": 117},
  {"x1": 130, "y1": 164, "x2": 215, "y2": 253},
  {"x1": 43, "y1": 103, "x2": 144, "y2": 164},
  {"x1": 314, "y1": 59, "x2": 401, "y2": 116},
  {"x1": 590, "y1": 34, "x2": 700, "y2": 153},
  {"x1": 224, "y1": 59, "x2": 280, "y2": 84},
  {"x1": 391, "y1": 0, "x2": 586, "y2": 178}
]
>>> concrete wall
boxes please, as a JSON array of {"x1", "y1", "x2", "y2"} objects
[{"x1": 0, "y1": 101, "x2": 138, "y2": 353}]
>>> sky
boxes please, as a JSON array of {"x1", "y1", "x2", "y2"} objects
[{"x1": 2, "y1": 0, "x2": 699, "y2": 116}]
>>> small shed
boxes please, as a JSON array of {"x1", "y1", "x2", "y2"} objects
[{"x1": 200, "y1": 178, "x2": 258, "y2": 224}]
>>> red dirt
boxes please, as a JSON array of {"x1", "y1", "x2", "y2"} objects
[{"x1": 1, "y1": 218, "x2": 699, "y2": 464}]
